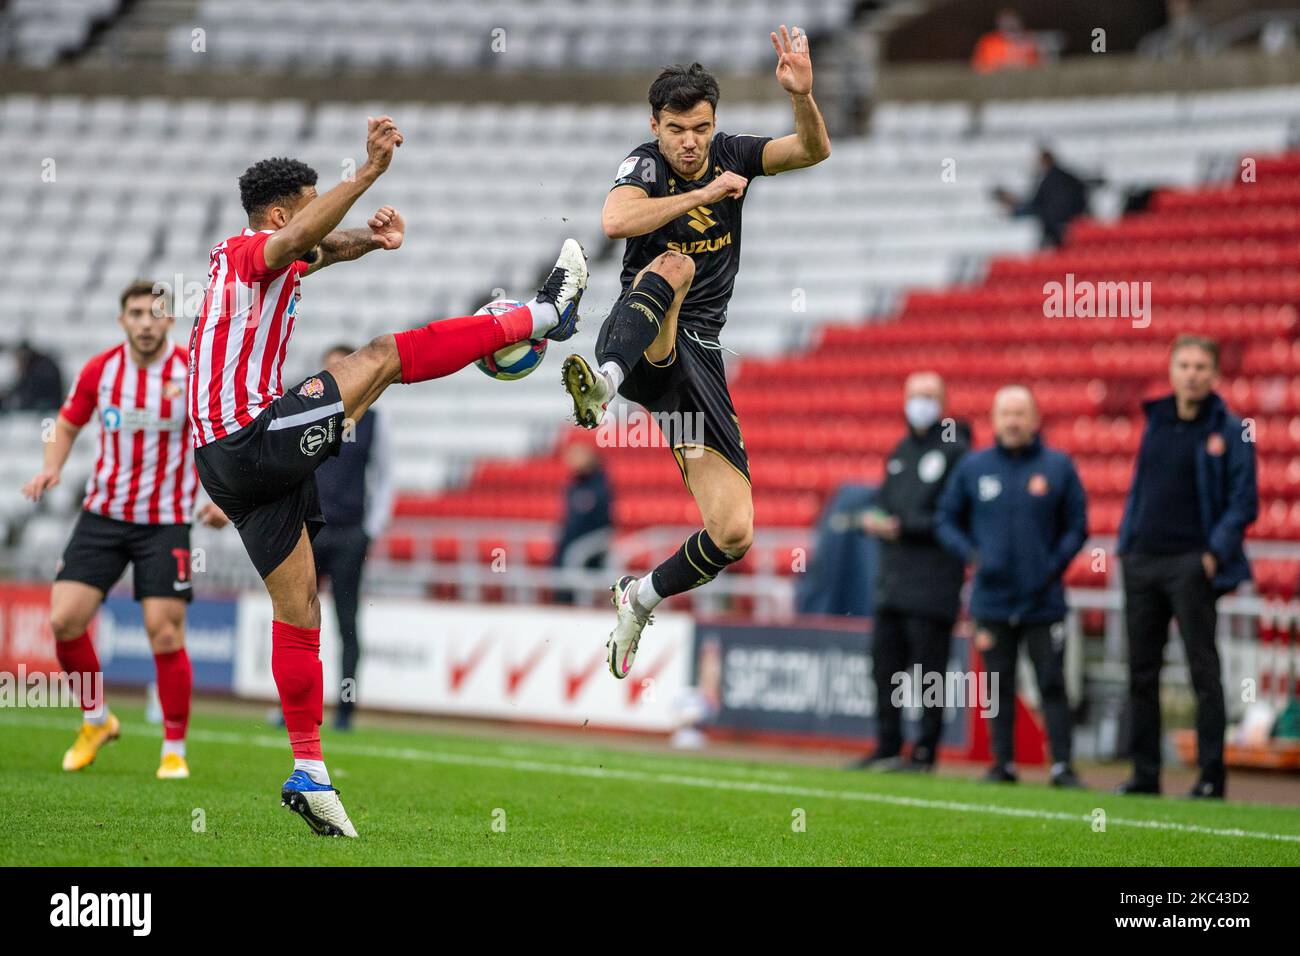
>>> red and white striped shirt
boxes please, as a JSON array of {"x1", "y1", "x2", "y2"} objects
[
  {"x1": 61, "y1": 342, "x2": 198, "y2": 526},
  {"x1": 188, "y1": 228, "x2": 310, "y2": 447}
]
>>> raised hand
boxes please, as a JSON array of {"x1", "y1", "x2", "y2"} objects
[
  {"x1": 364, "y1": 115, "x2": 404, "y2": 176},
  {"x1": 771, "y1": 24, "x2": 813, "y2": 96},
  {"x1": 367, "y1": 205, "x2": 405, "y2": 250}
]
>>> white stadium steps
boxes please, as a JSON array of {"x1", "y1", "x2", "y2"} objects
[{"x1": 0, "y1": 85, "x2": 1298, "y2": 565}]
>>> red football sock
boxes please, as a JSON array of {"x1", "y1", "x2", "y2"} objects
[
  {"x1": 271, "y1": 621, "x2": 324, "y2": 760},
  {"x1": 54, "y1": 632, "x2": 104, "y2": 717},
  {"x1": 153, "y1": 648, "x2": 192, "y2": 742},
  {"x1": 393, "y1": 309, "x2": 534, "y2": 384}
]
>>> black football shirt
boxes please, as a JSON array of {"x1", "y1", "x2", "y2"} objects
[{"x1": 611, "y1": 131, "x2": 771, "y2": 338}]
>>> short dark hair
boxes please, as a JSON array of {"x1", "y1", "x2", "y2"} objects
[
  {"x1": 238, "y1": 157, "x2": 318, "y2": 216},
  {"x1": 648, "y1": 63, "x2": 719, "y2": 118},
  {"x1": 1171, "y1": 334, "x2": 1219, "y2": 369},
  {"x1": 119, "y1": 279, "x2": 160, "y2": 312}
]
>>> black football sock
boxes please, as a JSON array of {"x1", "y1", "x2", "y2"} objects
[
  {"x1": 642, "y1": 529, "x2": 742, "y2": 609},
  {"x1": 594, "y1": 271, "x2": 676, "y2": 377}
]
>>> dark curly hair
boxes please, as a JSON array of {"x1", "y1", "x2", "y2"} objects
[
  {"x1": 648, "y1": 62, "x2": 719, "y2": 118},
  {"x1": 238, "y1": 157, "x2": 318, "y2": 216}
]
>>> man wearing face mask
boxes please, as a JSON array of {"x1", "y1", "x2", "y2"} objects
[
  {"x1": 852, "y1": 372, "x2": 970, "y2": 772},
  {"x1": 936, "y1": 385, "x2": 1087, "y2": 787}
]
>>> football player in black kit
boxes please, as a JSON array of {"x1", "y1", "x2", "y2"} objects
[{"x1": 560, "y1": 26, "x2": 830, "y2": 679}]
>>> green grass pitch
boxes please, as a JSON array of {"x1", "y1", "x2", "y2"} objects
[{"x1": 1, "y1": 705, "x2": 1298, "y2": 866}]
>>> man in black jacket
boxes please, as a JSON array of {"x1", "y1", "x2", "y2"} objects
[
  {"x1": 853, "y1": 371, "x2": 970, "y2": 771},
  {"x1": 1116, "y1": 335, "x2": 1257, "y2": 799},
  {"x1": 993, "y1": 148, "x2": 1089, "y2": 248}
]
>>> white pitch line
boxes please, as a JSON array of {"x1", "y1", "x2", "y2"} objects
[{"x1": 5, "y1": 715, "x2": 1300, "y2": 845}]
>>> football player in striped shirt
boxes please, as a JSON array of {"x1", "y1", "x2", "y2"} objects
[
  {"x1": 23, "y1": 280, "x2": 230, "y2": 780},
  {"x1": 189, "y1": 115, "x2": 587, "y2": 837}
]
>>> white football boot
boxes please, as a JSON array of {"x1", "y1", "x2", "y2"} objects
[
  {"x1": 535, "y1": 238, "x2": 588, "y2": 341},
  {"x1": 606, "y1": 574, "x2": 652, "y2": 680},
  {"x1": 281, "y1": 770, "x2": 358, "y2": 838}
]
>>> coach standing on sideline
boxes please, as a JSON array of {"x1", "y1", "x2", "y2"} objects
[
  {"x1": 1116, "y1": 335, "x2": 1257, "y2": 800},
  {"x1": 937, "y1": 385, "x2": 1087, "y2": 787},
  {"x1": 312, "y1": 344, "x2": 397, "y2": 730},
  {"x1": 853, "y1": 371, "x2": 970, "y2": 772}
]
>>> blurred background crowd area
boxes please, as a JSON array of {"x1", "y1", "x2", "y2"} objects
[{"x1": 0, "y1": 0, "x2": 1298, "y2": 621}]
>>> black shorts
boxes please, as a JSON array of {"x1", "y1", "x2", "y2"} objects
[
  {"x1": 600, "y1": 315, "x2": 750, "y2": 488},
  {"x1": 195, "y1": 370, "x2": 346, "y2": 579},
  {"x1": 56, "y1": 510, "x2": 194, "y2": 602}
]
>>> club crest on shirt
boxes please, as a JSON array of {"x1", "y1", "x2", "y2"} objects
[
  {"x1": 1206, "y1": 433, "x2": 1226, "y2": 457},
  {"x1": 164, "y1": 381, "x2": 184, "y2": 401},
  {"x1": 918, "y1": 450, "x2": 947, "y2": 484},
  {"x1": 1027, "y1": 473, "x2": 1049, "y2": 496},
  {"x1": 298, "y1": 377, "x2": 325, "y2": 400},
  {"x1": 978, "y1": 474, "x2": 1002, "y2": 501}
]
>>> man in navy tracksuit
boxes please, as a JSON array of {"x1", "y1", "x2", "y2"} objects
[
  {"x1": 937, "y1": 385, "x2": 1088, "y2": 786},
  {"x1": 1116, "y1": 335, "x2": 1257, "y2": 800}
]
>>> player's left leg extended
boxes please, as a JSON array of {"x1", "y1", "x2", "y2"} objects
[
  {"x1": 142, "y1": 598, "x2": 192, "y2": 780},
  {"x1": 329, "y1": 238, "x2": 587, "y2": 424},
  {"x1": 606, "y1": 450, "x2": 753, "y2": 679}
]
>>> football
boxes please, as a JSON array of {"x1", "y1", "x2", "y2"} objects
[{"x1": 473, "y1": 298, "x2": 548, "y2": 380}]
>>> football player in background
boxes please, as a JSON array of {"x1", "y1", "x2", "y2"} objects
[{"x1": 23, "y1": 280, "x2": 229, "y2": 780}]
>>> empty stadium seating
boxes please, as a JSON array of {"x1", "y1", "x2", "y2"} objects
[
  {"x1": 4, "y1": 83, "x2": 1300, "y2": 599},
  {"x1": 164, "y1": 0, "x2": 856, "y2": 72}
]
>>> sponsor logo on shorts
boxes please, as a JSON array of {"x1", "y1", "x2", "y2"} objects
[
  {"x1": 300, "y1": 424, "x2": 330, "y2": 456},
  {"x1": 297, "y1": 377, "x2": 326, "y2": 400}
]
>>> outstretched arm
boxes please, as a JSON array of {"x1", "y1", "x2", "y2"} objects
[
  {"x1": 264, "y1": 116, "x2": 404, "y2": 271},
  {"x1": 304, "y1": 206, "x2": 405, "y2": 274},
  {"x1": 762, "y1": 25, "x2": 831, "y2": 175}
]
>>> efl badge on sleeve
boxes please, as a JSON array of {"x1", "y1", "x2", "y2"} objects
[{"x1": 297, "y1": 377, "x2": 326, "y2": 400}]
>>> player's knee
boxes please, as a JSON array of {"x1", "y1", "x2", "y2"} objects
[
  {"x1": 148, "y1": 622, "x2": 184, "y2": 654},
  {"x1": 364, "y1": 333, "x2": 395, "y2": 360},
  {"x1": 50, "y1": 609, "x2": 90, "y2": 642},
  {"x1": 713, "y1": 515, "x2": 753, "y2": 558},
  {"x1": 648, "y1": 251, "x2": 694, "y2": 291},
  {"x1": 273, "y1": 587, "x2": 321, "y2": 630}
]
